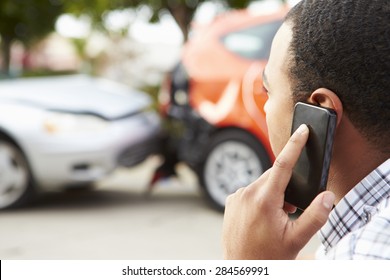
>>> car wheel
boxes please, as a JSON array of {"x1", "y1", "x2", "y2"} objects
[
  {"x1": 0, "y1": 138, "x2": 34, "y2": 209},
  {"x1": 199, "y1": 129, "x2": 271, "y2": 211}
]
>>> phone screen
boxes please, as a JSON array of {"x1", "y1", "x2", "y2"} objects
[{"x1": 284, "y1": 102, "x2": 337, "y2": 210}]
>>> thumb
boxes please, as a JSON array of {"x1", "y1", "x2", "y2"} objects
[{"x1": 290, "y1": 191, "x2": 335, "y2": 250}]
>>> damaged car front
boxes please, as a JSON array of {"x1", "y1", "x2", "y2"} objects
[{"x1": 0, "y1": 75, "x2": 162, "y2": 209}]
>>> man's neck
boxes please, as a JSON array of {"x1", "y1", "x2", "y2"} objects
[{"x1": 326, "y1": 119, "x2": 388, "y2": 204}]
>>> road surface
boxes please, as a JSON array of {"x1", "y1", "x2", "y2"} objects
[{"x1": 0, "y1": 157, "x2": 319, "y2": 259}]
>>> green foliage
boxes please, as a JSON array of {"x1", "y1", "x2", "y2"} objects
[
  {"x1": 0, "y1": 0, "x2": 286, "y2": 75},
  {"x1": 0, "y1": 0, "x2": 64, "y2": 75},
  {"x1": 64, "y1": 0, "x2": 259, "y2": 41},
  {"x1": 63, "y1": 0, "x2": 123, "y2": 28},
  {"x1": 22, "y1": 69, "x2": 77, "y2": 77},
  {"x1": 139, "y1": 83, "x2": 160, "y2": 111},
  {"x1": 0, "y1": 0, "x2": 63, "y2": 44},
  {"x1": 226, "y1": 0, "x2": 252, "y2": 9}
]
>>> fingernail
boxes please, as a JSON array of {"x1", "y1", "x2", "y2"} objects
[
  {"x1": 296, "y1": 124, "x2": 309, "y2": 135},
  {"x1": 322, "y1": 192, "x2": 335, "y2": 210}
]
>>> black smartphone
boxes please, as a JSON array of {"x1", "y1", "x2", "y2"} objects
[{"x1": 284, "y1": 102, "x2": 337, "y2": 210}]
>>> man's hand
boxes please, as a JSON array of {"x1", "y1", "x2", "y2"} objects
[{"x1": 222, "y1": 124, "x2": 335, "y2": 259}]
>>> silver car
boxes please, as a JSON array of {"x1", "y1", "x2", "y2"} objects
[{"x1": 0, "y1": 75, "x2": 161, "y2": 209}]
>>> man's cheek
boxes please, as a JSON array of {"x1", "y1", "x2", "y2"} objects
[{"x1": 269, "y1": 132, "x2": 282, "y2": 157}]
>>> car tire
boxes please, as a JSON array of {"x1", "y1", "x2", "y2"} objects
[
  {"x1": 199, "y1": 129, "x2": 271, "y2": 211},
  {"x1": 0, "y1": 137, "x2": 34, "y2": 210}
]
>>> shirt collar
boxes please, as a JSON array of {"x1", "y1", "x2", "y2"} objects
[{"x1": 318, "y1": 159, "x2": 390, "y2": 252}]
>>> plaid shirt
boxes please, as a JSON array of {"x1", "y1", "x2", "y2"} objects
[{"x1": 316, "y1": 159, "x2": 390, "y2": 259}]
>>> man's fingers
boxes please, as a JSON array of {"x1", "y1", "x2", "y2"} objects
[
  {"x1": 266, "y1": 124, "x2": 309, "y2": 197},
  {"x1": 289, "y1": 191, "x2": 335, "y2": 250}
]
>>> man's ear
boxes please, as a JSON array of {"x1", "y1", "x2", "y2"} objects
[{"x1": 307, "y1": 88, "x2": 343, "y2": 127}]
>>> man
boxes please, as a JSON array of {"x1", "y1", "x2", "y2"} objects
[{"x1": 222, "y1": 0, "x2": 389, "y2": 259}]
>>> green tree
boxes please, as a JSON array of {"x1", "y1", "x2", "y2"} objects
[
  {"x1": 64, "y1": 0, "x2": 288, "y2": 42},
  {"x1": 64, "y1": 0, "x2": 121, "y2": 28},
  {"x1": 120, "y1": 0, "x2": 289, "y2": 41},
  {"x1": 0, "y1": 0, "x2": 64, "y2": 76},
  {"x1": 63, "y1": 0, "x2": 290, "y2": 43},
  {"x1": 123, "y1": 0, "x2": 254, "y2": 41},
  {"x1": 0, "y1": 0, "x2": 289, "y2": 75},
  {"x1": 63, "y1": 0, "x2": 201, "y2": 41}
]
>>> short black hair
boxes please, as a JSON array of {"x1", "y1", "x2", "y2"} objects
[{"x1": 285, "y1": 0, "x2": 390, "y2": 152}]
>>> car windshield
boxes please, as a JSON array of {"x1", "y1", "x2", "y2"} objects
[{"x1": 220, "y1": 19, "x2": 283, "y2": 60}]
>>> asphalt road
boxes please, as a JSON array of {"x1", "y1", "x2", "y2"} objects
[{"x1": 0, "y1": 157, "x2": 319, "y2": 260}]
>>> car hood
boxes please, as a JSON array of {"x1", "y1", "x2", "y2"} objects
[{"x1": 0, "y1": 75, "x2": 151, "y2": 120}]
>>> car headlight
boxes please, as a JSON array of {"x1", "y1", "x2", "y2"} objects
[{"x1": 43, "y1": 112, "x2": 108, "y2": 135}]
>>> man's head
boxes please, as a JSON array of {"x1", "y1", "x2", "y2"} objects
[{"x1": 264, "y1": 0, "x2": 389, "y2": 156}]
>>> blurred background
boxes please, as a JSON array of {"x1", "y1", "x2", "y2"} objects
[
  {"x1": 0, "y1": 0, "x2": 300, "y2": 87},
  {"x1": 0, "y1": 0, "x2": 320, "y2": 259}
]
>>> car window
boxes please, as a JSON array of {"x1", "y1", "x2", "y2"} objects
[{"x1": 220, "y1": 20, "x2": 283, "y2": 60}]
